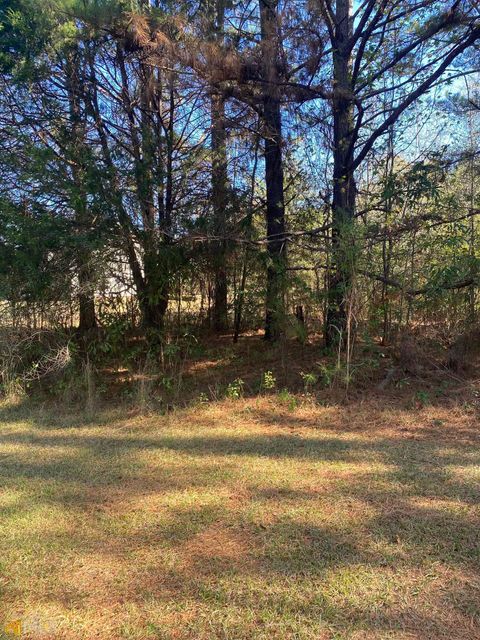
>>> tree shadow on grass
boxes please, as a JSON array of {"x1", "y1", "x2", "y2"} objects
[{"x1": 0, "y1": 403, "x2": 479, "y2": 638}]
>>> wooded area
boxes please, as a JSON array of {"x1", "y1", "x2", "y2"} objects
[{"x1": 1, "y1": 0, "x2": 479, "y2": 373}]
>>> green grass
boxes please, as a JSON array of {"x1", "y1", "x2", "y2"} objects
[{"x1": 0, "y1": 397, "x2": 479, "y2": 639}]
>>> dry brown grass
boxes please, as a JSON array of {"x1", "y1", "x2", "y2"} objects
[{"x1": 0, "y1": 371, "x2": 479, "y2": 639}]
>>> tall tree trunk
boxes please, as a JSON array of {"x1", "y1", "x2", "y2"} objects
[
  {"x1": 380, "y1": 119, "x2": 395, "y2": 345},
  {"x1": 467, "y1": 106, "x2": 477, "y2": 322},
  {"x1": 78, "y1": 273, "x2": 97, "y2": 332},
  {"x1": 65, "y1": 50, "x2": 97, "y2": 334},
  {"x1": 208, "y1": 0, "x2": 229, "y2": 332},
  {"x1": 211, "y1": 90, "x2": 229, "y2": 332},
  {"x1": 233, "y1": 135, "x2": 260, "y2": 342},
  {"x1": 140, "y1": 53, "x2": 168, "y2": 331},
  {"x1": 325, "y1": 0, "x2": 355, "y2": 347},
  {"x1": 260, "y1": 0, "x2": 287, "y2": 342}
]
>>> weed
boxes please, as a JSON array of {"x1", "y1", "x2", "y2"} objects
[
  {"x1": 261, "y1": 370, "x2": 277, "y2": 391},
  {"x1": 396, "y1": 377, "x2": 411, "y2": 389},
  {"x1": 226, "y1": 378, "x2": 244, "y2": 399},
  {"x1": 134, "y1": 356, "x2": 158, "y2": 414},
  {"x1": 415, "y1": 389, "x2": 431, "y2": 407},
  {"x1": 277, "y1": 388, "x2": 298, "y2": 411},
  {"x1": 197, "y1": 392, "x2": 209, "y2": 404},
  {"x1": 300, "y1": 370, "x2": 318, "y2": 393}
]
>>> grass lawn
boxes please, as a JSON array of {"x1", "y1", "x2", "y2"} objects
[{"x1": 0, "y1": 396, "x2": 479, "y2": 639}]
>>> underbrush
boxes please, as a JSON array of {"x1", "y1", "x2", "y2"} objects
[{"x1": 1, "y1": 322, "x2": 479, "y2": 418}]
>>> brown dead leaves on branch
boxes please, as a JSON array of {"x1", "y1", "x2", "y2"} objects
[{"x1": 112, "y1": 8, "x2": 332, "y2": 106}]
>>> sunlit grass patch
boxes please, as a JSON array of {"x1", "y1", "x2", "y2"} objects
[{"x1": 0, "y1": 397, "x2": 479, "y2": 639}]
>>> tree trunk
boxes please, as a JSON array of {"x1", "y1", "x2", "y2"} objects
[
  {"x1": 233, "y1": 135, "x2": 259, "y2": 343},
  {"x1": 381, "y1": 127, "x2": 395, "y2": 346},
  {"x1": 78, "y1": 278, "x2": 97, "y2": 333},
  {"x1": 77, "y1": 266, "x2": 97, "y2": 332},
  {"x1": 211, "y1": 90, "x2": 229, "y2": 332},
  {"x1": 325, "y1": 0, "x2": 355, "y2": 348},
  {"x1": 65, "y1": 50, "x2": 97, "y2": 334},
  {"x1": 260, "y1": 0, "x2": 287, "y2": 342},
  {"x1": 117, "y1": 39, "x2": 171, "y2": 333},
  {"x1": 208, "y1": 0, "x2": 229, "y2": 332},
  {"x1": 140, "y1": 54, "x2": 167, "y2": 331},
  {"x1": 139, "y1": 288, "x2": 169, "y2": 330}
]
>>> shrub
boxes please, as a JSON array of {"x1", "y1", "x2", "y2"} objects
[
  {"x1": 226, "y1": 378, "x2": 244, "y2": 400},
  {"x1": 0, "y1": 327, "x2": 72, "y2": 400},
  {"x1": 261, "y1": 370, "x2": 276, "y2": 391}
]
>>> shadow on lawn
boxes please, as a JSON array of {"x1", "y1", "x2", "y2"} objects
[
  {"x1": 0, "y1": 401, "x2": 479, "y2": 638},
  {"x1": 0, "y1": 426, "x2": 479, "y2": 496}
]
